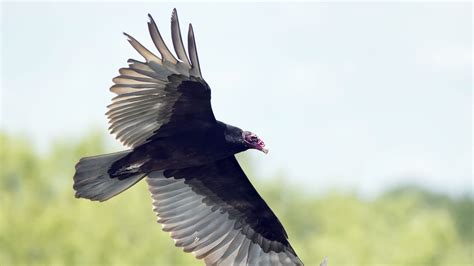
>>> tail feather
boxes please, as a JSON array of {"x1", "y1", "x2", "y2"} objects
[{"x1": 73, "y1": 150, "x2": 146, "y2": 202}]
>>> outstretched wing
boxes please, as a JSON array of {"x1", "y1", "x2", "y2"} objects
[
  {"x1": 146, "y1": 157, "x2": 303, "y2": 265},
  {"x1": 107, "y1": 9, "x2": 215, "y2": 148}
]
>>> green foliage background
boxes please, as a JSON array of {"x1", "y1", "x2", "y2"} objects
[{"x1": 0, "y1": 131, "x2": 472, "y2": 265}]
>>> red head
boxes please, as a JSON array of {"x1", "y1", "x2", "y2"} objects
[{"x1": 242, "y1": 131, "x2": 268, "y2": 154}]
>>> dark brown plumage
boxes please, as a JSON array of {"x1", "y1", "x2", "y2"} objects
[{"x1": 73, "y1": 9, "x2": 303, "y2": 265}]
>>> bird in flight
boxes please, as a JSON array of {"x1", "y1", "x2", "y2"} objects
[{"x1": 73, "y1": 9, "x2": 303, "y2": 265}]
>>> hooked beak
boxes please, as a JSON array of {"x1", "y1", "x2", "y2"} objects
[{"x1": 255, "y1": 139, "x2": 268, "y2": 154}]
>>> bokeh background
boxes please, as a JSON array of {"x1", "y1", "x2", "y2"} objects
[{"x1": 1, "y1": 2, "x2": 472, "y2": 266}]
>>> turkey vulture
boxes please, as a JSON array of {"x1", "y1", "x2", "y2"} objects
[{"x1": 73, "y1": 9, "x2": 303, "y2": 265}]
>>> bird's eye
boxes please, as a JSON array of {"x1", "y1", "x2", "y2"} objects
[{"x1": 250, "y1": 136, "x2": 258, "y2": 142}]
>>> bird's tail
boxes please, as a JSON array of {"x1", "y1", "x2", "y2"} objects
[{"x1": 73, "y1": 150, "x2": 146, "y2": 202}]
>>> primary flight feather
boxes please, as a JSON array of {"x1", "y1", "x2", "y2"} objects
[{"x1": 73, "y1": 9, "x2": 303, "y2": 265}]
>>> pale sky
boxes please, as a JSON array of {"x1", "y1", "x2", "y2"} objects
[{"x1": 1, "y1": 2, "x2": 472, "y2": 197}]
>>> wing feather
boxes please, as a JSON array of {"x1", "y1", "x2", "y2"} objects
[
  {"x1": 118, "y1": 68, "x2": 151, "y2": 78},
  {"x1": 187, "y1": 24, "x2": 202, "y2": 78},
  {"x1": 198, "y1": 228, "x2": 238, "y2": 260},
  {"x1": 190, "y1": 220, "x2": 233, "y2": 253},
  {"x1": 123, "y1": 33, "x2": 161, "y2": 63},
  {"x1": 108, "y1": 12, "x2": 214, "y2": 148},
  {"x1": 171, "y1": 8, "x2": 191, "y2": 67},
  {"x1": 145, "y1": 158, "x2": 303, "y2": 265},
  {"x1": 112, "y1": 75, "x2": 160, "y2": 84},
  {"x1": 147, "y1": 14, "x2": 178, "y2": 64}
]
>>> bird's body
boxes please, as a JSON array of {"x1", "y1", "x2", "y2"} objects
[
  {"x1": 73, "y1": 9, "x2": 303, "y2": 265},
  {"x1": 110, "y1": 121, "x2": 246, "y2": 175}
]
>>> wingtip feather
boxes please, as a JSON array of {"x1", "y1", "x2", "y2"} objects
[
  {"x1": 187, "y1": 23, "x2": 202, "y2": 77},
  {"x1": 172, "y1": 8, "x2": 177, "y2": 19},
  {"x1": 147, "y1": 12, "x2": 178, "y2": 64},
  {"x1": 170, "y1": 8, "x2": 191, "y2": 67}
]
